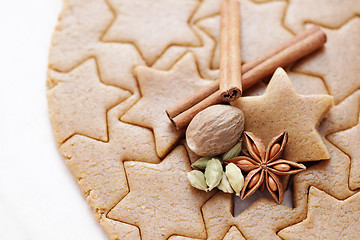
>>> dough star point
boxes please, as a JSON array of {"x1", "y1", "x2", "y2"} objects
[
  {"x1": 121, "y1": 53, "x2": 212, "y2": 158},
  {"x1": 108, "y1": 146, "x2": 212, "y2": 240},
  {"x1": 103, "y1": 0, "x2": 201, "y2": 65},
  {"x1": 278, "y1": 187, "x2": 360, "y2": 239},
  {"x1": 47, "y1": 58, "x2": 131, "y2": 145},
  {"x1": 232, "y1": 68, "x2": 334, "y2": 162}
]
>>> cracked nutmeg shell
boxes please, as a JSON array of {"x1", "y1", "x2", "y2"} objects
[{"x1": 186, "y1": 105, "x2": 245, "y2": 157}]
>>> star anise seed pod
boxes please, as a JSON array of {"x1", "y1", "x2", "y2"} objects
[{"x1": 225, "y1": 131, "x2": 306, "y2": 204}]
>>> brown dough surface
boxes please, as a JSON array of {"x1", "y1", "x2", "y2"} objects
[{"x1": 48, "y1": 0, "x2": 360, "y2": 239}]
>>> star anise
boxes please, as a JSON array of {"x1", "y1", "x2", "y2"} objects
[{"x1": 225, "y1": 131, "x2": 306, "y2": 204}]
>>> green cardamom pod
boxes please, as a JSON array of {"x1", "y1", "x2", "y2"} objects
[
  {"x1": 225, "y1": 163, "x2": 244, "y2": 196},
  {"x1": 205, "y1": 158, "x2": 223, "y2": 191},
  {"x1": 217, "y1": 172, "x2": 234, "y2": 193},
  {"x1": 191, "y1": 157, "x2": 212, "y2": 169},
  {"x1": 187, "y1": 170, "x2": 208, "y2": 191},
  {"x1": 222, "y1": 140, "x2": 242, "y2": 161}
]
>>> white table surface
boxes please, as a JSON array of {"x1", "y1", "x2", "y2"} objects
[
  {"x1": 0, "y1": 1, "x2": 108, "y2": 239},
  {"x1": 0, "y1": 2, "x2": 294, "y2": 239}
]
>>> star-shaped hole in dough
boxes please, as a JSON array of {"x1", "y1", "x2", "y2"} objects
[
  {"x1": 278, "y1": 187, "x2": 360, "y2": 239},
  {"x1": 293, "y1": 18, "x2": 360, "y2": 104},
  {"x1": 107, "y1": 146, "x2": 214, "y2": 240},
  {"x1": 47, "y1": 59, "x2": 130, "y2": 145},
  {"x1": 328, "y1": 112, "x2": 360, "y2": 191},
  {"x1": 232, "y1": 68, "x2": 333, "y2": 162},
  {"x1": 196, "y1": 0, "x2": 293, "y2": 69},
  {"x1": 103, "y1": 0, "x2": 201, "y2": 66},
  {"x1": 121, "y1": 53, "x2": 212, "y2": 158},
  {"x1": 284, "y1": 0, "x2": 360, "y2": 33}
]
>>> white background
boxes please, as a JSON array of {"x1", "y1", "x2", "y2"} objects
[{"x1": 0, "y1": 1, "x2": 108, "y2": 239}]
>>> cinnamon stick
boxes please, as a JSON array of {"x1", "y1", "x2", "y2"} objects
[
  {"x1": 166, "y1": 81, "x2": 219, "y2": 119},
  {"x1": 166, "y1": 26, "x2": 323, "y2": 120},
  {"x1": 242, "y1": 25, "x2": 321, "y2": 73},
  {"x1": 171, "y1": 91, "x2": 223, "y2": 130},
  {"x1": 219, "y1": 0, "x2": 242, "y2": 101},
  {"x1": 167, "y1": 26, "x2": 326, "y2": 130}
]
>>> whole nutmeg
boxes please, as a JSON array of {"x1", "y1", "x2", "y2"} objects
[{"x1": 186, "y1": 104, "x2": 245, "y2": 157}]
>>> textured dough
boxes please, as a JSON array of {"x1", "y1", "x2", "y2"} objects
[
  {"x1": 47, "y1": 0, "x2": 360, "y2": 239},
  {"x1": 232, "y1": 68, "x2": 333, "y2": 162},
  {"x1": 279, "y1": 187, "x2": 360, "y2": 240}
]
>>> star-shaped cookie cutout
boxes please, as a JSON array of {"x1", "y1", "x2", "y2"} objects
[
  {"x1": 49, "y1": 0, "x2": 113, "y2": 71},
  {"x1": 47, "y1": 59, "x2": 130, "y2": 145},
  {"x1": 48, "y1": 0, "x2": 146, "y2": 95},
  {"x1": 152, "y1": 26, "x2": 219, "y2": 80},
  {"x1": 293, "y1": 18, "x2": 360, "y2": 104},
  {"x1": 232, "y1": 68, "x2": 333, "y2": 162},
  {"x1": 196, "y1": 0, "x2": 293, "y2": 68},
  {"x1": 121, "y1": 53, "x2": 212, "y2": 158},
  {"x1": 201, "y1": 191, "x2": 296, "y2": 239},
  {"x1": 320, "y1": 90, "x2": 360, "y2": 135},
  {"x1": 328, "y1": 113, "x2": 360, "y2": 190},
  {"x1": 292, "y1": 139, "x2": 355, "y2": 215},
  {"x1": 191, "y1": 0, "x2": 221, "y2": 23},
  {"x1": 202, "y1": 192, "x2": 235, "y2": 240},
  {"x1": 103, "y1": 0, "x2": 200, "y2": 65},
  {"x1": 59, "y1": 102, "x2": 160, "y2": 214},
  {"x1": 285, "y1": 0, "x2": 360, "y2": 33},
  {"x1": 107, "y1": 146, "x2": 213, "y2": 240},
  {"x1": 100, "y1": 216, "x2": 140, "y2": 240},
  {"x1": 278, "y1": 187, "x2": 360, "y2": 239}
]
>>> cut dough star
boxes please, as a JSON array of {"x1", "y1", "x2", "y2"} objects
[
  {"x1": 48, "y1": 0, "x2": 146, "y2": 95},
  {"x1": 100, "y1": 216, "x2": 140, "y2": 240},
  {"x1": 49, "y1": 0, "x2": 113, "y2": 71},
  {"x1": 293, "y1": 18, "x2": 360, "y2": 104},
  {"x1": 292, "y1": 139, "x2": 355, "y2": 216},
  {"x1": 284, "y1": 0, "x2": 360, "y2": 33},
  {"x1": 60, "y1": 103, "x2": 160, "y2": 214},
  {"x1": 191, "y1": 0, "x2": 221, "y2": 23},
  {"x1": 103, "y1": 0, "x2": 201, "y2": 65},
  {"x1": 232, "y1": 68, "x2": 333, "y2": 162},
  {"x1": 107, "y1": 146, "x2": 213, "y2": 240},
  {"x1": 320, "y1": 90, "x2": 360, "y2": 135},
  {"x1": 47, "y1": 59, "x2": 130, "y2": 145},
  {"x1": 152, "y1": 26, "x2": 219, "y2": 80},
  {"x1": 328, "y1": 113, "x2": 360, "y2": 190},
  {"x1": 196, "y1": 0, "x2": 292, "y2": 68},
  {"x1": 201, "y1": 190, "x2": 296, "y2": 239},
  {"x1": 223, "y1": 226, "x2": 246, "y2": 240},
  {"x1": 278, "y1": 187, "x2": 360, "y2": 240},
  {"x1": 202, "y1": 193, "x2": 235, "y2": 240},
  {"x1": 121, "y1": 53, "x2": 212, "y2": 158}
]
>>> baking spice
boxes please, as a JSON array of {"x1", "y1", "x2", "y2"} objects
[
  {"x1": 217, "y1": 173, "x2": 234, "y2": 193},
  {"x1": 191, "y1": 157, "x2": 212, "y2": 170},
  {"x1": 187, "y1": 170, "x2": 208, "y2": 191},
  {"x1": 225, "y1": 163, "x2": 244, "y2": 196},
  {"x1": 205, "y1": 158, "x2": 223, "y2": 191},
  {"x1": 166, "y1": 25, "x2": 327, "y2": 130},
  {"x1": 222, "y1": 140, "x2": 242, "y2": 161},
  {"x1": 186, "y1": 105, "x2": 244, "y2": 157},
  {"x1": 219, "y1": 0, "x2": 242, "y2": 101},
  {"x1": 225, "y1": 131, "x2": 306, "y2": 204}
]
